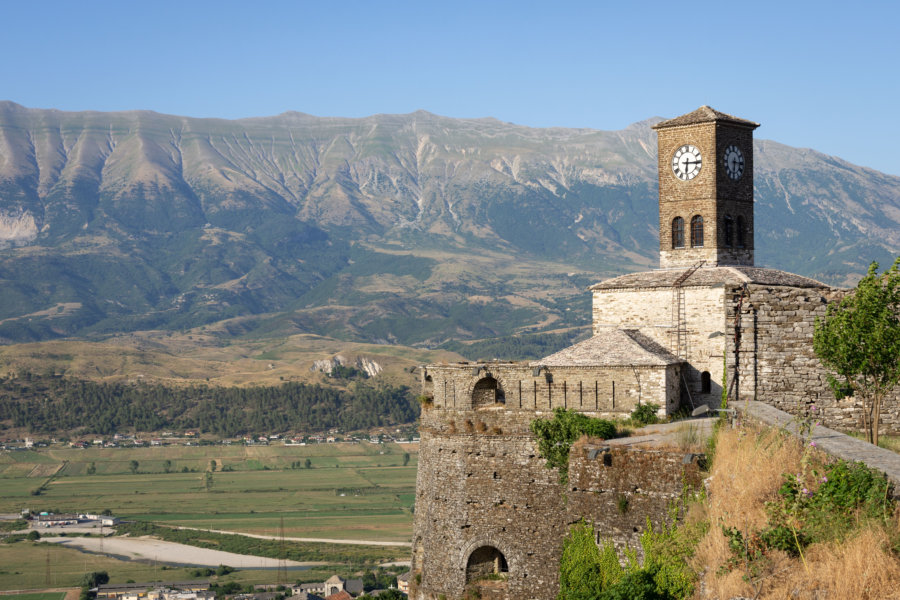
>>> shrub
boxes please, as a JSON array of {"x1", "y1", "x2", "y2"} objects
[
  {"x1": 531, "y1": 408, "x2": 618, "y2": 484},
  {"x1": 630, "y1": 403, "x2": 661, "y2": 426}
]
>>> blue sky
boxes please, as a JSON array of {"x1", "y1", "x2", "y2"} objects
[{"x1": 3, "y1": 0, "x2": 899, "y2": 175}]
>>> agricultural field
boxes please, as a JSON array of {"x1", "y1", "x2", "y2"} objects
[
  {"x1": 0, "y1": 539, "x2": 351, "y2": 591},
  {"x1": 0, "y1": 442, "x2": 417, "y2": 542}
]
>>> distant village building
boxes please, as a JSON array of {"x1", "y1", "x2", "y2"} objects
[{"x1": 95, "y1": 581, "x2": 212, "y2": 600}]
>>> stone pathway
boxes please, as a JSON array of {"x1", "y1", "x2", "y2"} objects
[{"x1": 735, "y1": 401, "x2": 900, "y2": 498}]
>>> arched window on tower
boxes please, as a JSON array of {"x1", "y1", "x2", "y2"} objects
[
  {"x1": 723, "y1": 216, "x2": 734, "y2": 247},
  {"x1": 690, "y1": 216, "x2": 704, "y2": 248},
  {"x1": 672, "y1": 217, "x2": 685, "y2": 248},
  {"x1": 736, "y1": 215, "x2": 745, "y2": 248}
]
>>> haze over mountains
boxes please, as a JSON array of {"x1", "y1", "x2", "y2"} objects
[{"x1": 0, "y1": 101, "x2": 898, "y2": 346}]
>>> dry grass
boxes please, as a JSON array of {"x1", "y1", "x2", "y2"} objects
[{"x1": 695, "y1": 423, "x2": 900, "y2": 599}]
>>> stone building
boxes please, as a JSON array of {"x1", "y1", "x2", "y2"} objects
[{"x1": 410, "y1": 106, "x2": 899, "y2": 600}]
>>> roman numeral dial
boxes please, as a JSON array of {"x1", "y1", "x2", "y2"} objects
[
  {"x1": 723, "y1": 145, "x2": 744, "y2": 180},
  {"x1": 672, "y1": 144, "x2": 702, "y2": 180}
]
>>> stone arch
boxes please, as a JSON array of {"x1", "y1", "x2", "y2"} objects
[
  {"x1": 461, "y1": 539, "x2": 510, "y2": 584},
  {"x1": 471, "y1": 375, "x2": 506, "y2": 408}
]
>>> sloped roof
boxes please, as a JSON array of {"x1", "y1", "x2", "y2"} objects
[
  {"x1": 652, "y1": 105, "x2": 759, "y2": 130},
  {"x1": 532, "y1": 329, "x2": 682, "y2": 367},
  {"x1": 323, "y1": 592, "x2": 352, "y2": 600},
  {"x1": 590, "y1": 266, "x2": 830, "y2": 291}
]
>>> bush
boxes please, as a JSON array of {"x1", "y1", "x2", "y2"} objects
[
  {"x1": 630, "y1": 403, "x2": 660, "y2": 426},
  {"x1": 531, "y1": 408, "x2": 618, "y2": 484}
]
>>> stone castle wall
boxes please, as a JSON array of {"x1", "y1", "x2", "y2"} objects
[
  {"x1": 425, "y1": 363, "x2": 678, "y2": 418},
  {"x1": 726, "y1": 284, "x2": 900, "y2": 433},
  {"x1": 411, "y1": 405, "x2": 704, "y2": 600}
]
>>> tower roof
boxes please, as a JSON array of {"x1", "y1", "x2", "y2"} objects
[{"x1": 652, "y1": 105, "x2": 759, "y2": 130}]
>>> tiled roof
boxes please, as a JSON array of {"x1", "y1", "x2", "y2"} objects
[
  {"x1": 651, "y1": 105, "x2": 759, "y2": 130},
  {"x1": 532, "y1": 329, "x2": 682, "y2": 367},
  {"x1": 324, "y1": 592, "x2": 352, "y2": 600},
  {"x1": 590, "y1": 266, "x2": 830, "y2": 291}
]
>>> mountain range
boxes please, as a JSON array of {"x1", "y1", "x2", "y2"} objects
[{"x1": 1, "y1": 101, "x2": 898, "y2": 348}]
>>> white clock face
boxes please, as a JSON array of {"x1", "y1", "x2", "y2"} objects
[
  {"x1": 672, "y1": 144, "x2": 702, "y2": 180},
  {"x1": 723, "y1": 145, "x2": 744, "y2": 180}
]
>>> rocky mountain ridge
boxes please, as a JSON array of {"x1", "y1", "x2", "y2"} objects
[{"x1": 0, "y1": 101, "x2": 898, "y2": 346}]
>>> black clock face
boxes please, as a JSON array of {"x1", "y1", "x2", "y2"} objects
[
  {"x1": 723, "y1": 145, "x2": 744, "y2": 180},
  {"x1": 672, "y1": 144, "x2": 702, "y2": 180}
]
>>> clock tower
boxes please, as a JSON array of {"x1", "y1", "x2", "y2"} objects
[{"x1": 652, "y1": 106, "x2": 759, "y2": 269}]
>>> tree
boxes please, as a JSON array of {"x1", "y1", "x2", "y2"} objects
[
  {"x1": 402, "y1": 452, "x2": 410, "y2": 466},
  {"x1": 81, "y1": 571, "x2": 110, "y2": 588},
  {"x1": 209, "y1": 459, "x2": 217, "y2": 472},
  {"x1": 814, "y1": 258, "x2": 900, "y2": 446},
  {"x1": 129, "y1": 460, "x2": 139, "y2": 474},
  {"x1": 304, "y1": 458, "x2": 312, "y2": 469},
  {"x1": 27, "y1": 530, "x2": 40, "y2": 541},
  {"x1": 163, "y1": 459, "x2": 173, "y2": 473}
]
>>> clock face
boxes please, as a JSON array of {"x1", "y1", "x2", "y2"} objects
[
  {"x1": 723, "y1": 145, "x2": 745, "y2": 180},
  {"x1": 672, "y1": 144, "x2": 702, "y2": 180}
]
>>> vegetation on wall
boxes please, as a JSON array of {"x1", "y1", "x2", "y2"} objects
[
  {"x1": 814, "y1": 257, "x2": 900, "y2": 446},
  {"x1": 0, "y1": 373, "x2": 418, "y2": 435},
  {"x1": 558, "y1": 512, "x2": 706, "y2": 600},
  {"x1": 530, "y1": 408, "x2": 619, "y2": 485},
  {"x1": 555, "y1": 417, "x2": 900, "y2": 599}
]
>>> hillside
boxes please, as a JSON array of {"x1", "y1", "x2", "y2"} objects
[{"x1": 0, "y1": 102, "x2": 898, "y2": 347}]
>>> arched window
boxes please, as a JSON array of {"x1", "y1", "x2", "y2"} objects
[
  {"x1": 700, "y1": 371, "x2": 711, "y2": 394},
  {"x1": 736, "y1": 215, "x2": 746, "y2": 248},
  {"x1": 466, "y1": 546, "x2": 509, "y2": 583},
  {"x1": 690, "y1": 216, "x2": 704, "y2": 248},
  {"x1": 472, "y1": 376, "x2": 505, "y2": 408},
  {"x1": 723, "y1": 216, "x2": 734, "y2": 247},
  {"x1": 671, "y1": 217, "x2": 685, "y2": 248}
]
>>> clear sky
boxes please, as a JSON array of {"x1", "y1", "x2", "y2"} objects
[{"x1": 3, "y1": 0, "x2": 899, "y2": 176}]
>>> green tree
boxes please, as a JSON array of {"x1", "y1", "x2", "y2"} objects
[
  {"x1": 86, "y1": 462, "x2": 97, "y2": 475},
  {"x1": 402, "y1": 452, "x2": 410, "y2": 466},
  {"x1": 163, "y1": 459, "x2": 173, "y2": 473},
  {"x1": 204, "y1": 471, "x2": 213, "y2": 491},
  {"x1": 129, "y1": 460, "x2": 139, "y2": 474},
  {"x1": 304, "y1": 458, "x2": 312, "y2": 469},
  {"x1": 210, "y1": 459, "x2": 217, "y2": 472},
  {"x1": 81, "y1": 570, "x2": 110, "y2": 588},
  {"x1": 26, "y1": 529, "x2": 40, "y2": 541},
  {"x1": 814, "y1": 258, "x2": 900, "y2": 446}
]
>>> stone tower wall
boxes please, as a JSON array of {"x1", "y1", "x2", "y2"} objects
[{"x1": 657, "y1": 122, "x2": 755, "y2": 268}]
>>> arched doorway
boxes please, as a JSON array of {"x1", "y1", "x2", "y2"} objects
[
  {"x1": 472, "y1": 376, "x2": 505, "y2": 408},
  {"x1": 466, "y1": 545, "x2": 509, "y2": 583}
]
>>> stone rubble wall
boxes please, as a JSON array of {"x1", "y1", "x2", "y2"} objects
[
  {"x1": 567, "y1": 439, "x2": 705, "y2": 555},
  {"x1": 726, "y1": 284, "x2": 900, "y2": 434}
]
